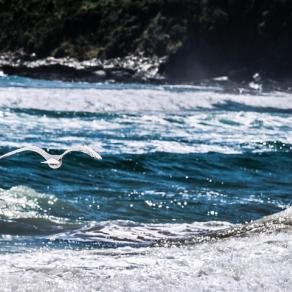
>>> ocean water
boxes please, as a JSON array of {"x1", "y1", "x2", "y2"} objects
[{"x1": 0, "y1": 74, "x2": 291, "y2": 291}]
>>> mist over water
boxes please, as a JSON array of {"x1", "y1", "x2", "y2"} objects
[{"x1": 0, "y1": 76, "x2": 291, "y2": 291}]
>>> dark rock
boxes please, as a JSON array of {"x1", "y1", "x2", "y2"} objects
[
  {"x1": 0, "y1": 53, "x2": 166, "y2": 83},
  {"x1": 1, "y1": 0, "x2": 292, "y2": 83}
]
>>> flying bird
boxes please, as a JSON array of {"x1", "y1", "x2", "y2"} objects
[{"x1": 0, "y1": 146, "x2": 102, "y2": 169}]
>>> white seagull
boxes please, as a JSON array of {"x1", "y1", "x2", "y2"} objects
[{"x1": 0, "y1": 146, "x2": 102, "y2": 169}]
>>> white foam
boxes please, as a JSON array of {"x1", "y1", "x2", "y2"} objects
[
  {"x1": 0, "y1": 87, "x2": 291, "y2": 112},
  {"x1": 51, "y1": 219, "x2": 232, "y2": 244},
  {"x1": 0, "y1": 227, "x2": 291, "y2": 291},
  {"x1": 0, "y1": 86, "x2": 291, "y2": 154},
  {"x1": 0, "y1": 108, "x2": 291, "y2": 154},
  {"x1": 0, "y1": 186, "x2": 291, "y2": 291}
]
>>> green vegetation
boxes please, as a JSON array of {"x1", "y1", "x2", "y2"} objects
[
  {"x1": 0, "y1": 0, "x2": 188, "y2": 59},
  {"x1": 0, "y1": 0, "x2": 292, "y2": 81}
]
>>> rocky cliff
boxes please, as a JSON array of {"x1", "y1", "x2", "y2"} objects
[{"x1": 0, "y1": 0, "x2": 292, "y2": 83}]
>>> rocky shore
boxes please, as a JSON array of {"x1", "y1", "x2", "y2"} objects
[
  {"x1": 0, "y1": 52, "x2": 166, "y2": 83},
  {"x1": 0, "y1": 0, "x2": 292, "y2": 85}
]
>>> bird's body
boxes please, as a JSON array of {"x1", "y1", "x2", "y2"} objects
[
  {"x1": 41, "y1": 157, "x2": 62, "y2": 169},
  {"x1": 0, "y1": 146, "x2": 102, "y2": 169}
]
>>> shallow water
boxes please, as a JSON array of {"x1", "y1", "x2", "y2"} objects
[{"x1": 0, "y1": 75, "x2": 291, "y2": 291}]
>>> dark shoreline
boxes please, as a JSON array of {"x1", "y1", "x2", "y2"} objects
[
  {"x1": 1, "y1": 52, "x2": 292, "y2": 94},
  {"x1": 1, "y1": 1, "x2": 292, "y2": 87},
  {"x1": 0, "y1": 52, "x2": 166, "y2": 84}
]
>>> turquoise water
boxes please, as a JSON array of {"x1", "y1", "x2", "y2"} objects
[{"x1": 0, "y1": 75, "x2": 291, "y2": 290}]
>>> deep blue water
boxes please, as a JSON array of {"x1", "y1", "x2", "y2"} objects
[{"x1": 0, "y1": 76, "x2": 291, "y2": 242}]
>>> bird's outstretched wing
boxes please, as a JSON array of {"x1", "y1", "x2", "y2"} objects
[
  {"x1": 0, "y1": 146, "x2": 51, "y2": 160},
  {"x1": 60, "y1": 146, "x2": 102, "y2": 160}
]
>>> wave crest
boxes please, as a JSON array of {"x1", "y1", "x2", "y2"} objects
[{"x1": 0, "y1": 186, "x2": 80, "y2": 235}]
